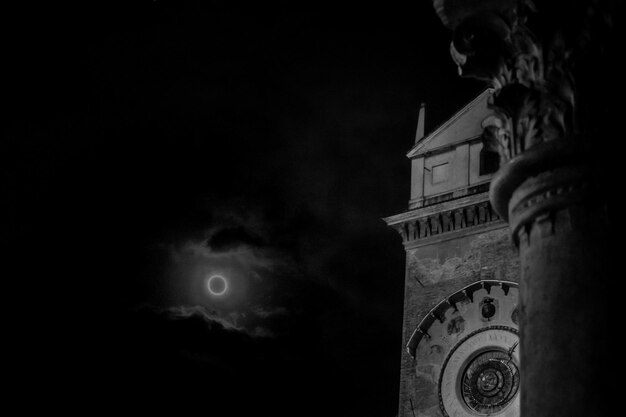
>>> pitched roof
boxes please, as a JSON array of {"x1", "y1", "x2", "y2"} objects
[{"x1": 407, "y1": 88, "x2": 494, "y2": 158}]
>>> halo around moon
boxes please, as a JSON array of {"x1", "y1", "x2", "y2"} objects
[{"x1": 207, "y1": 274, "x2": 228, "y2": 296}]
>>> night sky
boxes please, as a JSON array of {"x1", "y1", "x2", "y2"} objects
[{"x1": 6, "y1": 1, "x2": 489, "y2": 415}]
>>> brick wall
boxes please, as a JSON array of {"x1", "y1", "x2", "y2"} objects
[{"x1": 398, "y1": 225, "x2": 519, "y2": 417}]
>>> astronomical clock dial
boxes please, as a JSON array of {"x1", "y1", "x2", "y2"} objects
[
  {"x1": 440, "y1": 327, "x2": 519, "y2": 416},
  {"x1": 408, "y1": 280, "x2": 520, "y2": 417}
]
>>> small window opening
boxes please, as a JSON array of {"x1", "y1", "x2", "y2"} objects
[{"x1": 479, "y1": 148, "x2": 500, "y2": 176}]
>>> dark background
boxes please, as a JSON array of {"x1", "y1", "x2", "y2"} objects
[{"x1": 5, "y1": 1, "x2": 491, "y2": 415}]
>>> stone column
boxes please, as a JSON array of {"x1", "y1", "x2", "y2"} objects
[
  {"x1": 430, "y1": 1, "x2": 617, "y2": 416},
  {"x1": 490, "y1": 140, "x2": 611, "y2": 417}
]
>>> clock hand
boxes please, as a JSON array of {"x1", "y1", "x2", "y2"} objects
[{"x1": 506, "y1": 341, "x2": 519, "y2": 365}]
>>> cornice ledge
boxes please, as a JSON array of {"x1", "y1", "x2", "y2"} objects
[
  {"x1": 385, "y1": 193, "x2": 503, "y2": 245},
  {"x1": 384, "y1": 191, "x2": 490, "y2": 226}
]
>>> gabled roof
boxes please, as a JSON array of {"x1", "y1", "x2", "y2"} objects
[{"x1": 407, "y1": 88, "x2": 494, "y2": 158}]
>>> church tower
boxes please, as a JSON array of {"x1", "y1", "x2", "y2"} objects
[{"x1": 385, "y1": 89, "x2": 520, "y2": 417}]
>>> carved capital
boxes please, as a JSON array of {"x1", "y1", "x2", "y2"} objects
[
  {"x1": 431, "y1": 0, "x2": 618, "y2": 242},
  {"x1": 433, "y1": 0, "x2": 581, "y2": 162}
]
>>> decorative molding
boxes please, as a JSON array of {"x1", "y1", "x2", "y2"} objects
[
  {"x1": 387, "y1": 190, "x2": 492, "y2": 225},
  {"x1": 387, "y1": 197, "x2": 503, "y2": 247},
  {"x1": 502, "y1": 162, "x2": 608, "y2": 247},
  {"x1": 411, "y1": 182, "x2": 490, "y2": 209},
  {"x1": 406, "y1": 280, "x2": 518, "y2": 357},
  {"x1": 415, "y1": 134, "x2": 483, "y2": 159},
  {"x1": 514, "y1": 196, "x2": 609, "y2": 249}
]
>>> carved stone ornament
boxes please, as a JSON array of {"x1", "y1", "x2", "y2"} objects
[{"x1": 432, "y1": 0, "x2": 576, "y2": 163}]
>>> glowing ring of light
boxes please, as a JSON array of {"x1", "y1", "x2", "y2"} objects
[{"x1": 207, "y1": 275, "x2": 228, "y2": 296}]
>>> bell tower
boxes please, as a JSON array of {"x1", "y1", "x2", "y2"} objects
[{"x1": 385, "y1": 90, "x2": 520, "y2": 417}]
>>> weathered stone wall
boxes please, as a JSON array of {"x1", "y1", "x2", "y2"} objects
[{"x1": 398, "y1": 225, "x2": 519, "y2": 417}]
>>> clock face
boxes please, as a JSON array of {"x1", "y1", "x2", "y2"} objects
[
  {"x1": 439, "y1": 327, "x2": 520, "y2": 417},
  {"x1": 409, "y1": 281, "x2": 519, "y2": 417}
]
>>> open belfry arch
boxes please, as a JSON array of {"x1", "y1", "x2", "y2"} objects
[{"x1": 385, "y1": 91, "x2": 520, "y2": 417}]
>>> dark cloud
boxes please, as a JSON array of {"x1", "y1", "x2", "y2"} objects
[
  {"x1": 158, "y1": 220, "x2": 298, "y2": 312},
  {"x1": 106, "y1": 282, "x2": 401, "y2": 417},
  {"x1": 165, "y1": 304, "x2": 280, "y2": 338},
  {"x1": 207, "y1": 226, "x2": 267, "y2": 252}
]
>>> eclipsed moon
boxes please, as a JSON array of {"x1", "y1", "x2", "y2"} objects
[{"x1": 207, "y1": 275, "x2": 228, "y2": 296}]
